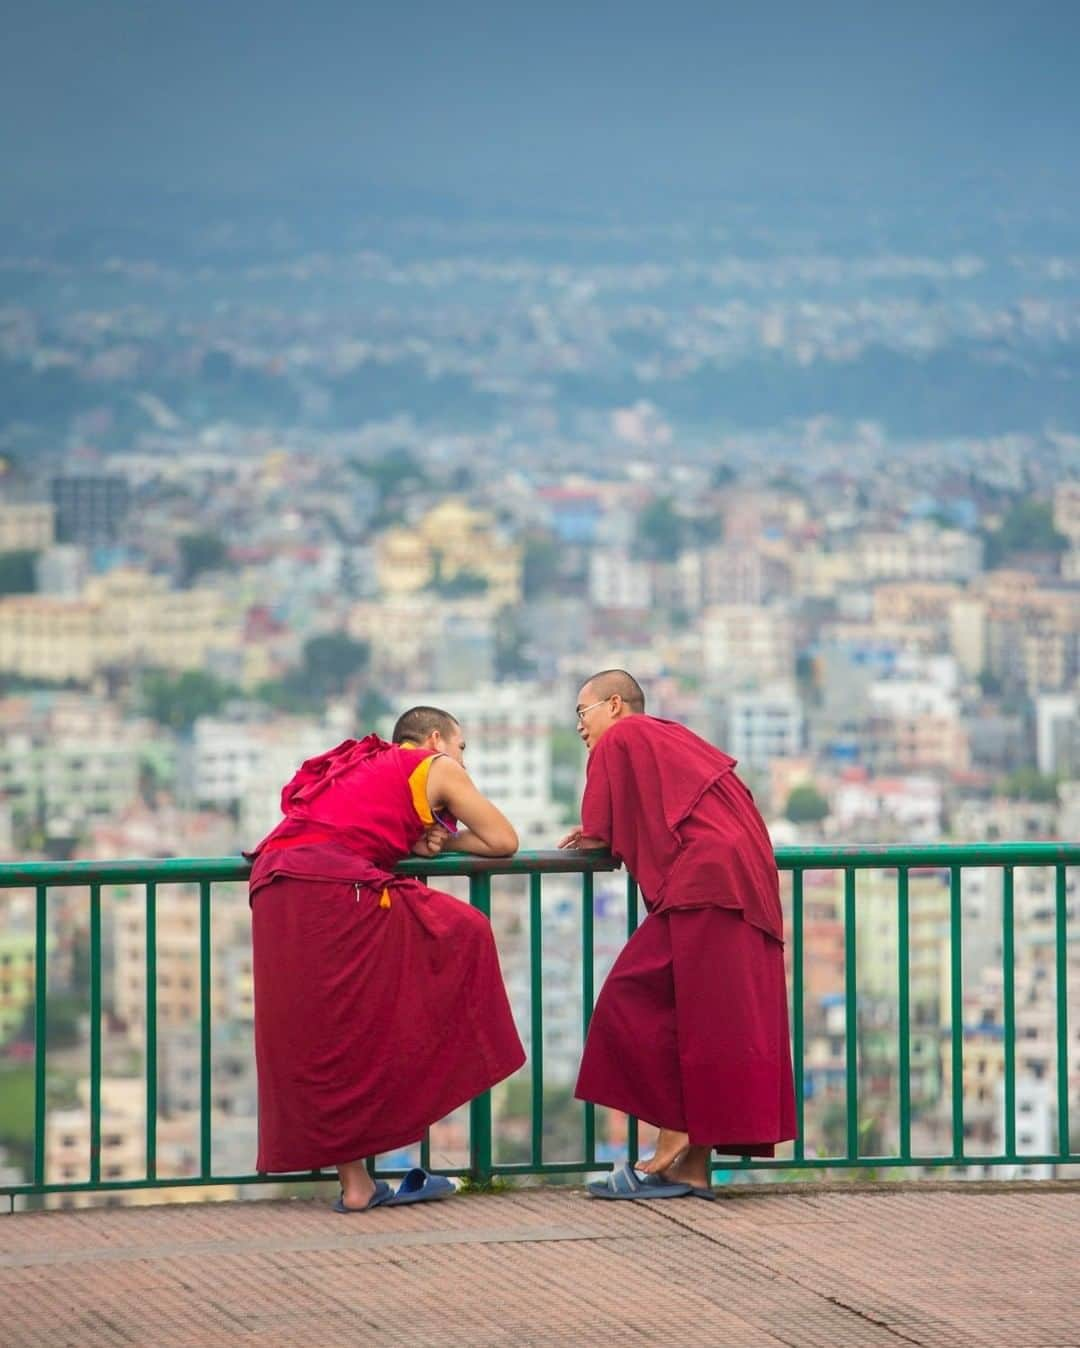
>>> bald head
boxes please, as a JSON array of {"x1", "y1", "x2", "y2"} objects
[
  {"x1": 392, "y1": 705, "x2": 459, "y2": 746},
  {"x1": 584, "y1": 669, "x2": 646, "y2": 712},
  {"x1": 575, "y1": 669, "x2": 645, "y2": 752}
]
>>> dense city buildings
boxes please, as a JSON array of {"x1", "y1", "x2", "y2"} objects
[{"x1": 1, "y1": 205, "x2": 1078, "y2": 1199}]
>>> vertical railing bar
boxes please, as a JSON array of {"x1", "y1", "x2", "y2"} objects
[
  {"x1": 199, "y1": 879, "x2": 212, "y2": 1179},
  {"x1": 581, "y1": 870, "x2": 595, "y2": 1167},
  {"x1": 417, "y1": 859, "x2": 431, "y2": 1174},
  {"x1": 33, "y1": 885, "x2": 48, "y2": 1188},
  {"x1": 1055, "y1": 865, "x2": 1070, "y2": 1160},
  {"x1": 791, "y1": 870, "x2": 805, "y2": 1162},
  {"x1": 1002, "y1": 866, "x2": 1016, "y2": 1161},
  {"x1": 626, "y1": 875, "x2": 639, "y2": 1166},
  {"x1": 530, "y1": 871, "x2": 544, "y2": 1169},
  {"x1": 949, "y1": 866, "x2": 964, "y2": 1162},
  {"x1": 468, "y1": 872, "x2": 493, "y2": 1183},
  {"x1": 844, "y1": 868, "x2": 858, "y2": 1161},
  {"x1": 145, "y1": 882, "x2": 157, "y2": 1181},
  {"x1": 414, "y1": 877, "x2": 431, "y2": 1173},
  {"x1": 417, "y1": 862, "x2": 428, "y2": 1180},
  {"x1": 897, "y1": 866, "x2": 911, "y2": 1163},
  {"x1": 89, "y1": 884, "x2": 102, "y2": 1186}
]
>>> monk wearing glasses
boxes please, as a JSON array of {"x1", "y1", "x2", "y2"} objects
[{"x1": 561, "y1": 670, "x2": 796, "y2": 1199}]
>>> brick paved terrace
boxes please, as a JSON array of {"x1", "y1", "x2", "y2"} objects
[{"x1": 2, "y1": 1183, "x2": 1078, "y2": 1347}]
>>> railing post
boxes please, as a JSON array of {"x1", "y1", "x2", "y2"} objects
[
  {"x1": 529, "y1": 872, "x2": 544, "y2": 1169},
  {"x1": 33, "y1": 886, "x2": 48, "y2": 1189},
  {"x1": 199, "y1": 880, "x2": 213, "y2": 1180},
  {"x1": 897, "y1": 867, "x2": 911, "y2": 1162},
  {"x1": 949, "y1": 866, "x2": 965, "y2": 1163},
  {"x1": 89, "y1": 884, "x2": 102, "y2": 1186},
  {"x1": 145, "y1": 883, "x2": 157, "y2": 1181},
  {"x1": 844, "y1": 868, "x2": 858, "y2": 1161},
  {"x1": 791, "y1": 870, "x2": 805, "y2": 1162},
  {"x1": 1055, "y1": 865, "x2": 1070, "y2": 1161},
  {"x1": 469, "y1": 872, "x2": 494, "y2": 1184},
  {"x1": 581, "y1": 870, "x2": 595, "y2": 1168}
]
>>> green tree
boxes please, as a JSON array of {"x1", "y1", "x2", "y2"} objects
[
  {"x1": 254, "y1": 672, "x2": 321, "y2": 715},
  {"x1": 494, "y1": 606, "x2": 534, "y2": 680},
  {"x1": 522, "y1": 534, "x2": 562, "y2": 599},
  {"x1": 357, "y1": 687, "x2": 393, "y2": 731},
  {"x1": 785, "y1": 783, "x2": 830, "y2": 824},
  {"x1": 0, "y1": 549, "x2": 38, "y2": 595},
  {"x1": 178, "y1": 531, "x2": 229, "y2": 585},
  {"x1": 351, "y1": 449, "x2": 428, "y2": 503},
  {"x1": 983, "y1": 498, "x2": 1067, "y2": 568},
  {"x1": 16, "y1": 993, "x2": 83, "y2": 1049},
  {"x1": 141, "y1": 669, "x2": 237, "y2": 731},
  {"x1": 637, "y1": 496, "x2": 684, "y2": 561},
  {"x1": 999, "y1": 768, "x2": 1058, "y2": 803},
  {"x1": 302, "y1": 633, "x2": 370, "y2": 697}
]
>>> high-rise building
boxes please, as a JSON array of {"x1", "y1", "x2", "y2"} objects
[{"x1": 50, "y1": 474, "x2": 131, "y2": 546}]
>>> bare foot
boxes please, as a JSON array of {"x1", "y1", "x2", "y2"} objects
[
  {"x1": 337, "y1": 1157, "x2": 376, "y2": 1210},
  {"x1": 635, "y1": 1128, "x2": 690, "y2": 1175},
  {"x1": 664, "y1": 1145, "x2": 711, "y2": 1190}
]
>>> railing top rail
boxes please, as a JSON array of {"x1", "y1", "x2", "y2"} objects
[{"x1": 1, "y1": 841, "x2": 1078, "y2": 888}]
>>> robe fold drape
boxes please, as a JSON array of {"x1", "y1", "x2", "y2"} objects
[
  {"x1": 574, "y1": 716, "x2": 796, "y2": 1152},
  {"x1": 247, "y1": 739, "x2": 524, "y2": 1172}
]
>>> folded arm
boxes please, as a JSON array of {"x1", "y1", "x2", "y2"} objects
[{"x1": 426, "y1": 757, "x2": 519, "y2": 857}]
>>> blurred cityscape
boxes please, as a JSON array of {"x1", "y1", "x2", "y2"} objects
[{"x1": 1, "y1": 200, "x2": 1079, "y2": 1201}]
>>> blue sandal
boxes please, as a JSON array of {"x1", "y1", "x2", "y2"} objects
[
  {"x1": 385, "y1": 1167, "x2": 456, "y2": 1206},
  {"x1": 333, "y1": 1180, "x2": 393, "y2": 1213},
  {"x1": 587, "y1": 1162, "x2": 692, "y2": 1200}
]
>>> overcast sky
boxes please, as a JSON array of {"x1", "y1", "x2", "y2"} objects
[{"x1": 3, "y1": 0, "x2": 1079, "y2": 216}]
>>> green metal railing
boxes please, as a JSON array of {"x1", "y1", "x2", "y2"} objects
[{"x1": 1, "y1": 843, "x2": 1077, "y2": 1205}]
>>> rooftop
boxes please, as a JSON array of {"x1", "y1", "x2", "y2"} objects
[{"x1": 3, "y1": 1183, "x2": 1077, "y2": 1347}]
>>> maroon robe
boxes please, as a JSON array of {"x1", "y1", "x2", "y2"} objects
[
  {"x1": 574, "y1": 716, "x2": 796, "y2": 1154},
  {"x1": 248, "y1": 736, "x2": 525, "y2": 1172}
]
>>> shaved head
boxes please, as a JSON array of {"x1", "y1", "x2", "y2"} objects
[
  {"x1": 583, "y1": 669, "x2": 646, "y2": 713},
  {"x1": 391, "y1": 705, "x2": 459, "y2": 745}
]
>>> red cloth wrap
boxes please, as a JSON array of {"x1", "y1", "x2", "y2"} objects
[
  {"x1": 575, "y1": 907, "x2": 796, "y2": 1152},
  {"x1": 576, "y1": 716, "x2": 795, "y2": 1151},
  {"x1": 581, "y1": 716, "x2": 783, "y2": 939},
  {"x1": 246, "y1": 740, "x2": 522, "y2": 1172}
]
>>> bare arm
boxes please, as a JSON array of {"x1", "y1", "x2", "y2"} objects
[{"x1": 426, "y1": 757, "x2": 518, "y2": 857}]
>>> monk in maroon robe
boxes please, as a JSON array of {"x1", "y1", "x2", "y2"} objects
[
  {"x1": 560, "y1": 670, "x2": 796, "y2": 1196},
  {"x1": 248, "y1": 705, "x2": 525, "y2": 1211}
]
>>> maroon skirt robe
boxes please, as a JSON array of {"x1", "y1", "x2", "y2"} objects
[
  {"x1": 574, "y1": 716, "x2": 797, "y2": 1154},
  {"x1": 248, "y1": 738, "x2": 525, "y2": 1172}
]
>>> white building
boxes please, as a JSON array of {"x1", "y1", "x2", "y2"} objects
[
  {"x1": 702, "y1": 604, "x2": 794, "y2": 689},
  {"x1": 408, "y1": 682, "x2": 560, "y2": 842},
  {"x1": 1035, "y1": 690, "x2": 1080, "y2": 776},
  {"x1": 588, "y1": 548, "x2": 653, "y2": 610},
  {"x1": 856, "y1": 523, "x2": 983, "y2": 582},
  {"x1": 727, "y1": 684, "x2": 804, "y2": 771},
  {"x1": 185, "y1": 708, "x2": 351, "y2": 841}
]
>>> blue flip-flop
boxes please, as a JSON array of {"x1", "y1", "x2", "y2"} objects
[
  {"x1": 686, "y1": 1185, "x2": 717, "y2": 1201},
  {"x1": 384, "y1": 1167, "x2": 456, "y2": 1206},
  {"x1": 586, "y1": 1162, "x2": 692, "y2": 1200},
  {"x1": 333, "y1": 1180, "x2": 393, "y2": 1213}
]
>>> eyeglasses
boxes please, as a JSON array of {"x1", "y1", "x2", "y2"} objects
[{"x1": 575, "y1": 698, "x2": 611, "y2": 725}]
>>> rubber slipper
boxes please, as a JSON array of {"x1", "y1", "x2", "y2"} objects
[
  {"x1": 586, "y1": 1162, "x2": 692, "y2": 1200},
  {"x1": 686, "y1": 1185, "x2": 717, "y2": 1201},
  {"x1": 333, "y1": 1180, "x2": 393, "y2": 1213},
  {"x1": 385, "y1": 1167, "x2": 456, "y2": 1206}
]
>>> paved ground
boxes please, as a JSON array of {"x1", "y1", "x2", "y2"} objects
[{"x1": 2, "y1": 1183, "x2": 1078, "y2": 1346}]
